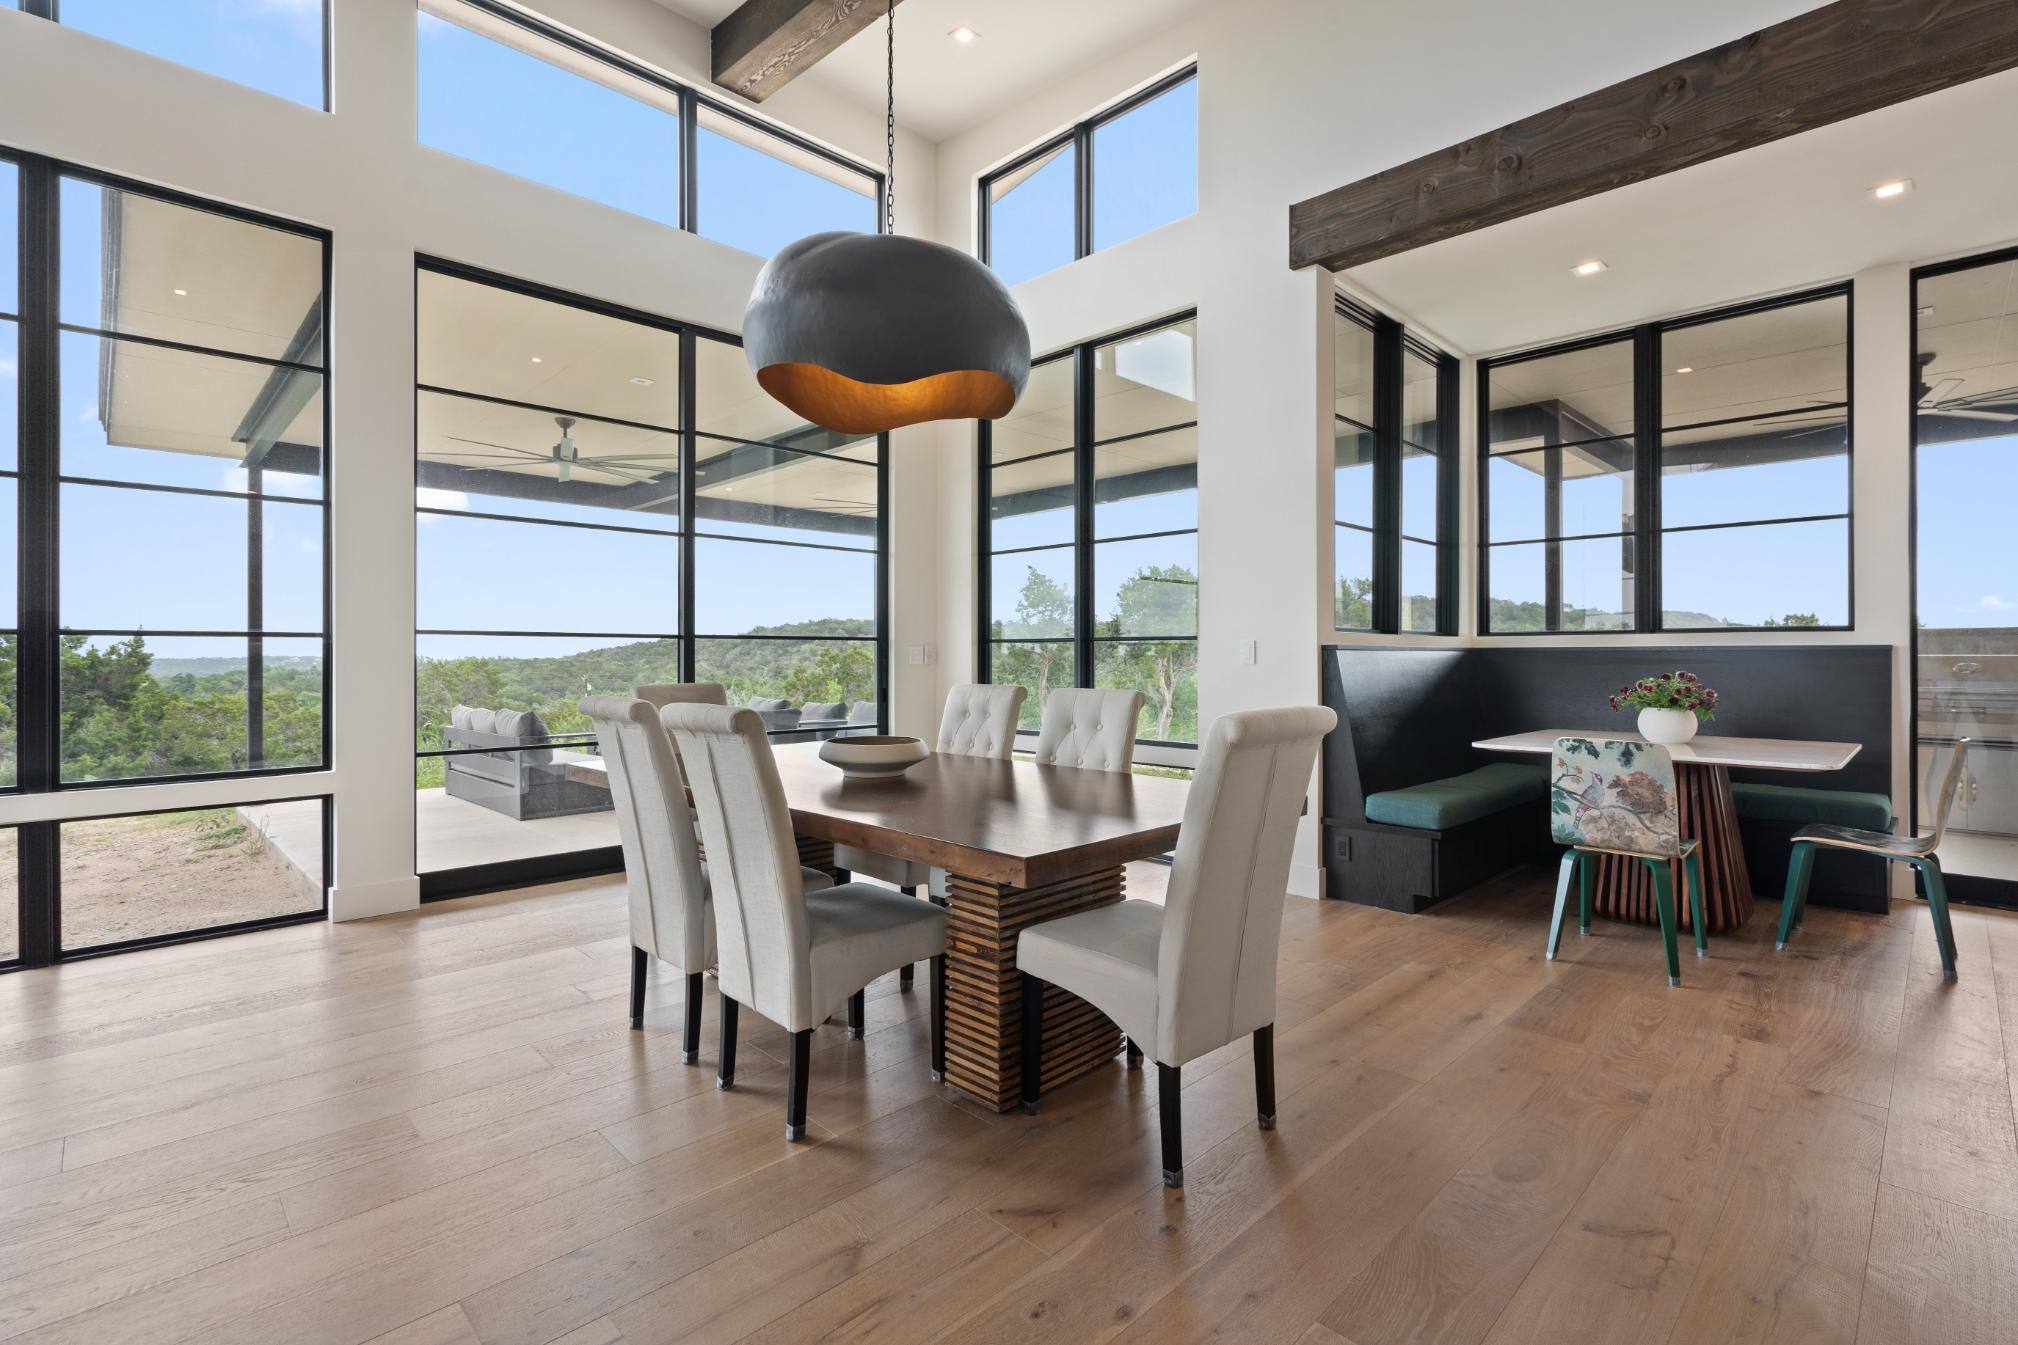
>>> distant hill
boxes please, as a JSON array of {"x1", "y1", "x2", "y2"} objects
[{"x1": 152, "y1": 654, "x2": 324, "y2": 678}]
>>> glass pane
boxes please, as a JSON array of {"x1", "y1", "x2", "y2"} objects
[
  {"x1": 418, "y1": 514, "x2": 679, "y2": 635},
  {"x1": 417, "y1": 391, "x2": 679, "y2": 530},
  {"x1": 60, "y1": 634, "x2": 296, "y2": 782},
  {"x1": 1334, "y1": 421, "x2": 1374, "y2": 529},
  {"x1": 254, "y1": 636, "x2": 325, "y2": 770},
  {"x1": 1487, "y1": 443, "x2": 1633, "y2": 543},
  {"x1": 1094, "y1": 319, "x2": 1195, "y2": 440},
  {"x1": 417, "y1": 8, "x2": 680, "y2": 227},
  {"x1": 1661, "y1": 519, "x2": 1848, "y2": 629},
  {"x1": 0, "y1": 162, "x2": 16, "y2": 313},
  {"x1": 692, "y1": 536, "x2": 874, "y2": 634},
  {"x1": 58, "y1": 0, "x2": 324, "y2": 107},
  {"x1": 62, "y1": 486, "x2": 322, "y2": 632},
  {"x1": 1091, "y1": 75, "x2": 1197, "y2": 251},
  {"x1": 989, "y1": 548, "x2": 1073, "y2": 639},
  {"x1": 1094, "y1": 425, "x2": 1194, "y2": 540},
  {"x1": 1662, "y1": 293, "x2": 1848, "y2": 428},
  {"x1": 1487, "y1": 340, "x2": 1634, "y2": 451},
  {"x1": 694, "y1": 437, "x2": 876, "y2": 548},
  {"x1": 1486, "y1": 538, "x2": 1634, "y2": 633},
  {"x1": 0, "y1": 321, "x2": 15, "y2": 471},
  {"x1": 1095, "y1": 534, "x2": 1197, "y2": 636},
  {"x1": 987, "y1": 141, "x2": 1076, "y2": 287},
  {"x1": 1334, "y1": 311, "x2": 1375, "y2": 426},
  {"x1": 989, "y1": 448, "x2": 1074, "y2": 551},
  {"x1": 60, "y1": 802, "x2": 325, "y2": 951},
  {"x1": 994, "y1": 355, "x2": 1075, "y2": 463},
  {"x1": 1400, "y1": 442, "x2": 1438, "y2": 543},
  {"x1": 1402, "y1": 346, "x2": 1440, "y2": 451},
  {"x1": 696, "y1": 104, "x2": 876, "y2": 258},
  {"x1": 60, "y1": 179, "x2": 324, "y2": 362},
  {"x1": 1335, "y1": 525, "x2": 1373, "y2": 630},
  {"x1": 1660, "y1": 418, "x2": 1847, "y2": 528},
  {"x1": 694, "y1": 334, "x2": 824, "y2": 446},
  {"x1": 61, "y1": 331, "x2": 324, "y2": 496},
  {"x1": 416, "y1": 271, "x2": 681, "y2": 428},
  {"x1": 416, "y1": 633, "x2": 679, "y2": 750},
  {"x1": 1485, "y1": 542, "x2": 1545, "y2": 633},
  {"x1": 1401, "y1": 539, "x2": 1438, "y2": 634},
  {"x1": 0, "y1": 480, "x2": 12, "y2": 626},
  {"x1": 988, "y1": 642, "x2": 1074, "y2": 733},
  {"x1": 0, "y1": 829, "x2": 15, "y2": 963},
  {"x1": 1094, "y1": 638, "x2": 1197, "y2": 744},
  {"x1": 694, "y1": 638, "x2": 876, "y2": 712}
]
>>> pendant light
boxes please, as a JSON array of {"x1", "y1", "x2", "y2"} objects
[{"x1": 741, "y1": 1, "x2": 1030, "y2": 436}]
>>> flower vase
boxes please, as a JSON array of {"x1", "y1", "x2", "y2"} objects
[{"x1": 1637, "y1": 706, "x2": 1699, "y2": 745}]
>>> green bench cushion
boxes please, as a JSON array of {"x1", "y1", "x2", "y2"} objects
[
  {"x1": 1731, "y1": 782, "x2": 1892, "y2": 831},
  {"x1": 1364, "y1": 763, "x2": 1549, "y2": 831}
]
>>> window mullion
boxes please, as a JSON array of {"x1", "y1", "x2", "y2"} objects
[
  {"x1": 975, "y1": 422, "x2": 993, "y2": 681},
  {"x1": 1073, "y1": 343, "x2": 1096, "y2": 686},
  {"x1": 1371, "y1": 318, "x2": 1402, "y2": 633},
  {"x1": 1634, "y1": 323, "x2": 1661, "y2": 631},
  {"x1": 678, "y1": 331, "x2": 698, "y2": 683},
  {"x1": 1074, "y1": 125, "x2": 1094, "y2": 261}
]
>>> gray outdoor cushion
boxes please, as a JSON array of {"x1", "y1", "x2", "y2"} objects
[
  {"x1": 492, "y1": 708, "x2": 543, "y2": 740},
  {"x1": 800, "y1": 701, "x2": 846, "y2": 722},
  {"x1": 847, "y1": 701, "x2": 878, "y2": 724},
  {"x1": 747, "y1": 696, "x2": 791, "y2": 712}
]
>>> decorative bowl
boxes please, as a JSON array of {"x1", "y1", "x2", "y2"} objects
[{"x1": 818, "y1": 735, "x2": 928, "y2": 780}]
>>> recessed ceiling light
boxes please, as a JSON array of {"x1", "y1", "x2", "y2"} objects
[
  {"x1": 172, "y1": 287, "x2": 188, "y2": 296},
  {"x1": 530, "y1": 356, "x2": 544, "y2": 364},
  {"x1": 629, "y1": 376, "x2": 656, "y2": 387},
  {"x1": 949, "y1": 25, "x2": 978, "y2": 42},
  {"x1": 1674, "y1": 366, "x2": 1694, "y2": 374},
  {"x1": 1873, "y1": 179, "x2": 1913, "y2": 200},
  {"x1": 1571, "y1": 259, "x2": 1608, "y2": 277}
]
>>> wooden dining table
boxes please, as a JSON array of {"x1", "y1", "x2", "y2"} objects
[
  {"x1": 566, "y1": 743, "x2": 1190, "y2": 1112},
  {"x1": 1472, "y1": 731, "x2": 1861, "y2": 933}
]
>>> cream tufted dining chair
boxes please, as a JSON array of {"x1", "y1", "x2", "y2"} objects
[
  {"x1": 661, "y1": 704, "x2": 948, "y2": 1141},
  {"x1": 633, "y1": 682, "x2": 728, "y2": 710},
  {"x1": 580, "y1": 697, "x2": 833, "y2": 1065},
  {"x1": 835, "y1": 683, "x2": 1028, "y2": 991},
  {"x1": 1015, "y1": 705, "x2": 1337, "y2": 1189},
  {"x1": 1031, "y1": 688, "x2": 1145, "y2": 772}
]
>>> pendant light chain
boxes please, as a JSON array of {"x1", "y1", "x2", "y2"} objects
[{"x1": 884, "y1": 0, "x2": 896, "y2": 235}]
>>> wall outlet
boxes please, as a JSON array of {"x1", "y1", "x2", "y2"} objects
[{"x1": 1239, "y1": 639, "x2": 1258, "y2": 666}]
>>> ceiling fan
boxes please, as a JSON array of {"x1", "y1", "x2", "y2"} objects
[
  {"x1": 1917, "y1": 351, "x2": 2018, "y2": 422},
  {"x1": 437, "y1": 414, "x2": 677, "y2": 485}
]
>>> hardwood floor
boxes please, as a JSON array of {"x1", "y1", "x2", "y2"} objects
[{"x1": 1, "y1": 864, "x2": 2013, "y2": 1344}]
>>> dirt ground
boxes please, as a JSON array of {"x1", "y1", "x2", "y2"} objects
[{"x1": 55, "y1": 809, "x2": 321, "y2": 950}]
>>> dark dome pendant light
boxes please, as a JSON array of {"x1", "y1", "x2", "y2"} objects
[{"x1": 741, "y1": 0, "x2": 1030, "y2": 436}]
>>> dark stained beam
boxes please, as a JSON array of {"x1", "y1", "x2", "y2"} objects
[
  {"x1": 711, "y1": 0, "x2": 901, "y2": 103},
  {"x1": 1289, "y1": 0, "x2": 2018, "y2": 273}
]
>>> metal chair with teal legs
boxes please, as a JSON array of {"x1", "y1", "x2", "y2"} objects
[
  {"x1": 1545, "y1": 737, "x2": 1708, "y2": 987},
  {"x1": 1778, "y1": 738, "x2": 1967, "y2": 982}
]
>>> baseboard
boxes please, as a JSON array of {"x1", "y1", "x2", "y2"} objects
[
  {"x1": 329, "y1": 876, "x2": 421, "y2": 922},
  {"x1": 1288, "y1": 861, "x2": 1323, "y2": 900}
]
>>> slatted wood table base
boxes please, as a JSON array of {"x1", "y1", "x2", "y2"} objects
[
  {"x1": 1592, "y1": 762, "x2": 1755, "y2": 933},
  {"x1": 941, "y1": 866, "x2": 1127, "y2": 1112}
]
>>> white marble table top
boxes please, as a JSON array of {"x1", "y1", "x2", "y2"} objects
[{"x1": 1471, "y1": 730, "x2": 1862, "y2": 772}]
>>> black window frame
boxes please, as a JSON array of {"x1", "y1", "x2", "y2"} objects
[
  {"x1": 977, "y1": 64, "x2": 1197, "y2": 280},
  {"x1": 976, "y1": 310, "x2": 1199, "y2": 750},
  {"x1": 1477, "y1": 282, "x2": 1855, "y2": 636},
  {"x1": 413, "y1": 257, "x2": 889, "y2": 900},
  {"x1": 21, "y1": 0, "x2": 333, "y2": 112},
  {"x1": 1333, "y1": 295, "x2": 1459, "y2": 636}
]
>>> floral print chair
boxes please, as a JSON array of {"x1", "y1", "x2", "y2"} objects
[{"x1": 1548, "y1": 736, "x2": 1708, "y2": 986}]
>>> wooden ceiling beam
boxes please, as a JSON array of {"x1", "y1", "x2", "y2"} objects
[
  {"x1": 711, "y1": 0, "x2": 902, "y2": 103},
  {"x1": 1289, "y1": 0, "x2": 2018, "y2": 274}
]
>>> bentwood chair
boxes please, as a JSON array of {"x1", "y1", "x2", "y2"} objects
[
  {"x1": 834, "y1": 683, "x2": 1028, "y2": 997},
  {"x1": 1546, "y1": 736, "x2": 1707, "y2": 987},
  {"x1": 662, "y1": 704, "x2": 948, "y2": 1141},
  {"x1": 579, "y1": 697, "x2": 833, "y2": 1061},
  {"x1": 1779, "y1": 738, "x2": 1968, "y2": 980},
  {"x1": 1031, "y1": 687, "x2": 1145, "y2": 771},
  {"x1": 1015, "y1": 706, "x2": 1336, "y2": 1189}
]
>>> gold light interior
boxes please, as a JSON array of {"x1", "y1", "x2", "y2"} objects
[{"x1": 756, "y1": 363, "x2": 1017, "y2": 436}]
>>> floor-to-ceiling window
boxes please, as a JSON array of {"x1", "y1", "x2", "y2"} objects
[
  {"x1": 1, "y1": 153, "x2": 331, "y2": 969},
  {"x1": 1913, "y1": 251, "x2": 2018, "y2": 905},
  {"x1": 16, "y1": 0, "x2": 328, "y2": 109},
  {"x1": 980, "y1": 314, "x2": 1197, "y2": 748},
  {"x1": 414, "y1": 262, "x2": 886, "y2": 896}
]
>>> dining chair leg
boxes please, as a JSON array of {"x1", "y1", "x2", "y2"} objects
[
  {"x1": 900, "y1": 887, "x2": 919, "y2": 991},
  {"x1": 1777, "y1": 841, "x2": 1816, "y2": 950},
  {"x1": 1915, "y1": 858, "x2": 1960, "y2": 982},
  {"x1": 1253, "y1": 1024, "x2": 1276, "y2": 1131},
  {"x1": 1685, "y1": 849, "x2": 1708, "y2": 959},
  {"x1": 929, "y1": 954, "x2": 946, "y2": 1081},
  {"x1": 784, "y1": 1029, "x2": 812, "y2": 1142},
  {"x1": 717, "y1": 996, "x2": 739, "y2": 1091},
  {"x1": 1125, "y1": 1037, "x2": 1143, "y2": 1070},
  {"x1": 1546, "y1": 850, "x2": 1577, "y2": 960},
  {"x1": 629, "y1": 946, "x2": 648, "y2": 1031},
  {"x1": 1646, "y1": 858, "x2": 1682, "y2": 988},
  {"x1": 847, "y1": 989, "x2": 866, "y2": 1041},
  {"x1": 681, "y1": 971, "x2": 703, "y2": 1065},
  {"x1": 1019, "y1": 972, "x2": 1044, "y2": 1115},
  {"x1": 1577, "y1": 849, "x2": 1594, "y2": 935},
  {"x1": 1158, "y1": 1063, "x2": 1183, "y2": 1189}
]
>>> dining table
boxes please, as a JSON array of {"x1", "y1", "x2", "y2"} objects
[
  {"x1": 566, "y1": 742, "x2": 1190, "y2": 1112},
  {"x1": 1471, "y1": 730, "x2": 1862, "y2": 933}
]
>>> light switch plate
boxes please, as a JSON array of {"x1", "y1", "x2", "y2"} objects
[{"x1": 1239, "y1": 639, "x2": 1258, "y2": 666}]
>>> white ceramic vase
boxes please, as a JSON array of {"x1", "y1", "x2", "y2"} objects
[{"x1": 1637, "y1": 706, "x2": 1699, "y2": 746}]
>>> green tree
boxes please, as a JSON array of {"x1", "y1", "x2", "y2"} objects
[
  {"x1": 1098, "y1": 564, "x2": 1198, "y2": 742},
  {"x1": 991, "y1": 566, "x2": 1075, "y2": 728}
]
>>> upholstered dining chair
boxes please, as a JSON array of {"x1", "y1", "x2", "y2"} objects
[
  {"x1": 1014, "y1": 705, "x2": 1336, "y2": 1189},
  {"x1": 1031, "y1": 687, "x2": 1145, "y2": 771},
  {"x1": 634, "y1": 682, "x2": 728, "y2": 710},
  {"x1": 661, "y1": 703, "x2": 948, "y2": 1141},
  {"x1": 835, "y1": 682, "x2": 1028, "y2": 993},
  {"x1": 1779, "y1": 738, "x2": 1967, "y2": 980},
  {"x1": 1546, "y1": 736, "x2": 1707, "y2": 987},
  {"x1": 579, "y1": 697, "x2": 833, "y2": 1063}
]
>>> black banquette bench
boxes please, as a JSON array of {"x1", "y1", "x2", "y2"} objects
[{"x1": 1321, "y1": 645, "x2": 1895, "y2": 914}]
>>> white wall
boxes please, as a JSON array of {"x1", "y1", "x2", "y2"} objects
[{"x1": 0, "y1": 0, "x2": 940, "y2": 919}]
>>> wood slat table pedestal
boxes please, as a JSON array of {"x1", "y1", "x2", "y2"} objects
[
  {"x1": 941, "y1": 867, "x2": 1126, "y2": 1112},
  {"x1": 1590, "y1": 761, "x2": 1754, "y2": 933}
]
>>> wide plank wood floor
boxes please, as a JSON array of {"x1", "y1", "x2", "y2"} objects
[{"x1": 1, "y1": 864, "x2": 2013, "y2": 1344}]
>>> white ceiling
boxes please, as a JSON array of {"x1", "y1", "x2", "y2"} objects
[
  {"x1": 1347, "y1": 66, "x2": 2018, "y2": 358},
  {"x1": 653, "y1": 0, "x2": 1211, "y2": 141}
]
